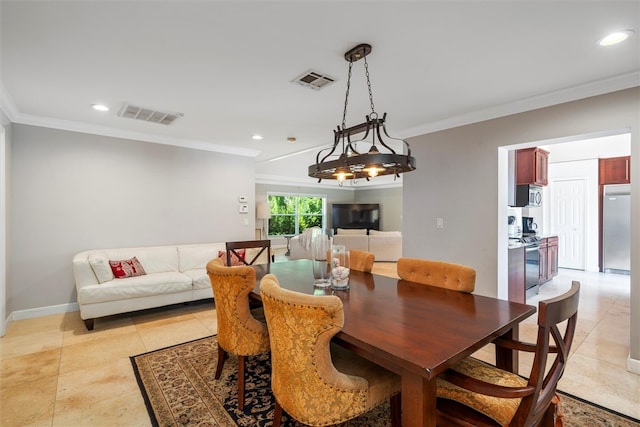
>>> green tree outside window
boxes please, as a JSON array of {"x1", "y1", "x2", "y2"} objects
[{"x1": 267, "y1": 194, "x2": 325, "y2": 236}]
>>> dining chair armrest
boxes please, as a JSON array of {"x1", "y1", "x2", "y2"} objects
[{"x1": 441, "y1": 368, "x2": 535, "y2": 399}]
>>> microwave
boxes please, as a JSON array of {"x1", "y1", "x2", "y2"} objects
[{"x1": 515, "y1": 185, "x2": 542, "y2": 207}]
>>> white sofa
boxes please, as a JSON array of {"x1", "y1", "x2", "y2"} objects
[
  {"x1": 72, "y1": 242, "x2": 269, "y2": 330},
  {"x1": 290, "y1": 228, "x2": 402, "y2": 262}
]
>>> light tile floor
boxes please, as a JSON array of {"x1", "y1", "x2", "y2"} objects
[{"x1": 0, "y1": 264, "x2": 638, "y2": 426}]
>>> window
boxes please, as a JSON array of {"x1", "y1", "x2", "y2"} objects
[{"x1": 267, "y1": 193, "x2": 325, "y2": 236}]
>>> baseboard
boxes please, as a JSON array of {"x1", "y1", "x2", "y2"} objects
[
  {"x1": 9, "y1": 302, "x2": 79, "y2": 322},
  {"x1": 627, "y1": 354, "x2": 640, "y2": 375}
]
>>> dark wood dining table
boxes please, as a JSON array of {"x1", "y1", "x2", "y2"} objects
[{"x1": 252, "y1": 259, "x2": 536, "y2": 427}]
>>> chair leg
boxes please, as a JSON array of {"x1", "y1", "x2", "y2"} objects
[
  {"x1": 273, "y1": 400, "x2": 283, "y2": 427},
  {"x1": 390, "y1": 393, "x2": 401, "y2": 427},
  {"x1": 238, "y1": 355, "x2": 245, "y2": 409},
  {"x1": 215, "y1": 345, "x2": 227, "y2": 380}
]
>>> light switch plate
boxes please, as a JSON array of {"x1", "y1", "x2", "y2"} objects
[{"x1": 436, "y1": 217, "x2": 444, "y2": 229}]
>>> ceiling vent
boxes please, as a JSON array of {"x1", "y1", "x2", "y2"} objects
[
  {"x1": 293, "y1": 70, "x2": 336, "y2": 90},
  {"x1": 118, "y1": 103, "x2": 183, "y2": 125}
]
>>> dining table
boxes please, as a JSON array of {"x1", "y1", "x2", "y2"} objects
[{"x1": 252, "y1": 259, "x2": 536, "y2": 427}]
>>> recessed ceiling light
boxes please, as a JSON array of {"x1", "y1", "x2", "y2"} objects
[
  {"x1": 91, "y1": 104, "x2": 109, "y2": 112},
  {"x1": 598, "y1": 30, "x2": 635, "y2": 46},
  {"x1": 287, "y1": 137, "x2": 297, "y2": 143},
  {"x1": 252, "y1": 134, "x2": 263, "y2": 140}
]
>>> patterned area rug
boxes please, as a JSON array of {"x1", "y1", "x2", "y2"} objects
[{"x1": 131, "y1": 335, "x2": 640, "y2": 427}]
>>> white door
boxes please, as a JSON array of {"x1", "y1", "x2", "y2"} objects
[{"x1": 550, "y1": 179, "x2": 586, "y2": 270}]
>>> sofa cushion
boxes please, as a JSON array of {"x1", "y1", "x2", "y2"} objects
[
  {"x1": 218, "y1": 249, "x2": 245, "y2": 266},
  {"x1": 369, "y1": 230, "x2": 402, "y2": 236},
  {"x1": 109, "y1": 256, "x2": 147, "y2": 279},
  {"x1": 102, "y1": 246, "x2": 179, "y2": 274},
  {"x1": 182, "y1": 269, "x2": 211, "y2": 290},
  {"x1": 178, "y1": 244, "x2": 224, "y2": 272},
  {"x1": 337, "y1": 228, "x2": 368, "y2": 235},
  {"x1": 88, "y1": 252, "x2": 115, "y2": 283},
  {"x1": 78, "y1": 272, "x2": 192, "y2": 304}
]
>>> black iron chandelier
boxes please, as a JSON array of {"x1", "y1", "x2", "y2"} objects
[{"x1": 308, "y1": 43, "x2": 416, "y2": 186}]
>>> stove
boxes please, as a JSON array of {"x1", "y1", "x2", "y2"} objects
[{"x1": 511, "y1": 234, "x2": 541, "y2": 245}]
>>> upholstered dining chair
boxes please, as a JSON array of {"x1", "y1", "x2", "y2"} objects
[
  {"x1": 259, "y1": 274, "x2": 401, "y2": 427},
  {"x1": 206, "y1": 258, "x2": 270, "y2": 409},
  {"x1": 397, "y1": 257, "x2": 476, "y2": 293},
  {"x1": 347, "y1": 249, "x2": 375, "y2": 273},
  {"x1": 225, "y1": 239, "x2": 271, "y2": 266},
  {"x1": 436, "y1": 281, "x2": 581, "y2": 427}
]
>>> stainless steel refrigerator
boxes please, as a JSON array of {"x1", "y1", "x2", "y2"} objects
[{"x1": 603, "y1": 184, "x2": 630, "y2": 274}]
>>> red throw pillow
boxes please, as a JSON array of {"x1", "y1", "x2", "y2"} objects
[
  {"x1": 218, "y1": 249, "x2": 246, "y2": 266},
  {"x1": 109, "y1": 256, "x2": 146, "y2": 279}
]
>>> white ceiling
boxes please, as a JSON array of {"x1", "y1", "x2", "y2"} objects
[{"x1": 1, "y1": 1, "x2": 639, "y2": 182}]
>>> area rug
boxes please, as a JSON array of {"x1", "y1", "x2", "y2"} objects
[{"x1": 131, "y1": 335, "x2": 640, "y2": 427}]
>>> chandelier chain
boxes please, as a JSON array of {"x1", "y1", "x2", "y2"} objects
[
  {"x1": 341, "y1": 61, "x2": 353, "y2": 130},
  {"x1": 364, "y1": 56, "x2": 376, "y2": 116}
]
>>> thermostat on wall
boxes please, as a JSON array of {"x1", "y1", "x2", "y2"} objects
[
  {"x1": 239, "y1": 204, "x2": 249, "y2": 213},
  {"x1": 238, "y1": 196, "x2": 248, "y2": 203}
]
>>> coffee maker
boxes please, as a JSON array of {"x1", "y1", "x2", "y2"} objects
[
  {"x1": 508, "y1": 208, "x2": 522, "y2": 238},
  {"x1": 522, "y1": 216, "x2": 538, "y2": 235}
]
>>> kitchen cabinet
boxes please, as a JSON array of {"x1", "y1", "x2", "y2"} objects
[
  {"x1": 599, "y1": 156, "x2": 630, "y2": 184},
  {"x1": 538, "y1": 238, "x2": 549, "y2": 284},
  {"x1": 547, "y1": 236, "x2": 559, "y2": 279},
  {"x1": 539, "y1": 236, "x2": 559, "y2": 285},
  {"x1": 516, "y1": 147, "x2": 549, "y2": 186}
]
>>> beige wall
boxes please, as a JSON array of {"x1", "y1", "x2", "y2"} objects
[
  {"x1": 403, "y1": 87, "x2": 639, "y2": 366},
  {"x1": 9, "y1": 124, "x2": 256, "y2": 314},
  {"x1": 354, "y1": 187, "x2": 402, "y2": 231}
]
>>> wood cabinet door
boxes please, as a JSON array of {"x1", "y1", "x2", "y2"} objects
[
  {"x1": 535, "y1": 149, "x2": 548, "y2": 186},
  {"x1": 516, "y1": 148, "x2": 549, "y2": 186},
  {"x1": 599, "y1": 156, "x2": 630, "y2": 184},
  {"x1": 548, "y1": 243, "x2": 559, "y2": 278},
  {"x1": 538, "y1": 241, "x2": 548, "y2": 283},
  {"x1": 547, "y1": 236, "x2": 559, "y2": 278}
]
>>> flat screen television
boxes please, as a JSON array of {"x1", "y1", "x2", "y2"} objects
[{"x1": 331, "y1": 203, "x2": 380, "y2": 232}]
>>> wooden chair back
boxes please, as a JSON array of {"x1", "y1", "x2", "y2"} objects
[
  {"x1": 438, "y1": 281, "x2": 580, "y2": 427},
  {"x1": 225, "y1": 239, "x2": 271, "y2": 266}
]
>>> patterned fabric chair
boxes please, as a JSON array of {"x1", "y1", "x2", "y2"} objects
[
  {"x1": 206, "y1": 258, "x2": 270, "y2": 409},
  {"x1": 397, "y1": 257, "x2": 476, "y2": 293},
  {"x1": 348, "y1": 249, "x2": 375, "y2": 273},
  {"x1": 436, "y1": 281, "x2": 580, "y2": 426},
  {"x1": 259, "y1": 274, "x2": 401, "y2": 427}
]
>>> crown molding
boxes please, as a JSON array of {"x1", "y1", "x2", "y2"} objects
[
  {"x1": 0, "y1": 80, "x2": 19, "y2": 121},
  {"x1": 255, "y1": 173, "x2": 403, "y2": 190},
  {"x1": 398, "y1": 71, "x2": 640, "y2": 139},
  {"x1": 15, "y1": 112, "x2": 261, "y2": 157}
]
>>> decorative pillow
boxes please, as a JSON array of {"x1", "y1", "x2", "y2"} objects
[
  {"x1": 109, "y1": 256, "x2": 147, "y2": 279},
  {"x1": 218, "y1": 249, "x2": 246, "y2": 266},
  {"x1": 369, "y1": 230, "x2": 402, "y2": 236},
  {"x1": 88, "y1": 252, "x2": 115, "y2": 283},
  {"x1": 336, "y1": 228, "x2": 368, "y2": 235}
]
